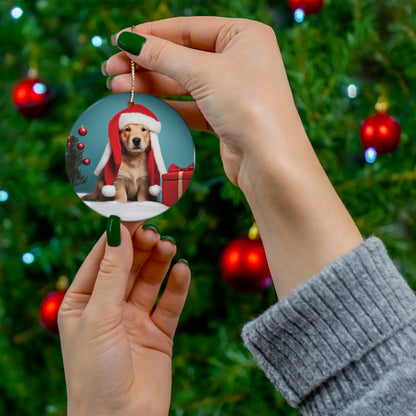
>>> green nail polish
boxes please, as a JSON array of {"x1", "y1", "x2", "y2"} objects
[
  {"x1": 161, "y1": 235, "x2": 176, "y2": 245},
  {"x1": 110, "y1": 33, "x2": 118, "y2": 46},
  {"x1": 101, "y1": 60, "x2": 108, "y2": 76},
  {"x1": 117, "y1": 32, "x2": 147, "y2": 55},
  {"x1": 106, "y1": 76, "x2": 114, "y2": 90},
  {"x1": 178, "y1": 258, "x2": 189, "y2": 266},
  {"x1": 107, "y1": 215, "x2": 121, "y2": 247},
  {"x1": 142, "y1": 223, "x2": 159, "y2": 233}
]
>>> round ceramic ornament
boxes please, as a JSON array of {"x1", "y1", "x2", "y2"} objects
[{"x1": 66, "y1": 92, "x2": 195, "y2": 221}]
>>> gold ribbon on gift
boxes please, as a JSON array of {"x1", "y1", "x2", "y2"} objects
[{"x1": 178, "y1": 171, "x2": 183, "y2": 198}]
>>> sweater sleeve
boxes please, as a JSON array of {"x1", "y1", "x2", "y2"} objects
[{"x1": 241, "y1": 237, "x2": 416, "y2": 415}]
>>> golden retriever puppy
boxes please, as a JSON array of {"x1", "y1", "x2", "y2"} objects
[{"x1": 82, "y1": 123, "x2": 157, "y2": 202}]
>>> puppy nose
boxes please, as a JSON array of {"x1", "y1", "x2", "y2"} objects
[{"x1": 133, "y1": 137, "x2": 141, "y2": 146}]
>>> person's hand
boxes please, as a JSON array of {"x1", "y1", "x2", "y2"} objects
[
  {"x1": 105, "y1": 17, "x2": 363, "y2": 299},
  {"x1": 104, "y1": 17, "x2": 301, "y2": 187},
  {"x1": 58, "y1": 219, "x2": 190, "y2": 416}
]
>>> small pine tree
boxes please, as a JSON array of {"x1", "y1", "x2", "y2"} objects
[{"x1": 65, "y1": 135, "x2": 88, "y2": 187}]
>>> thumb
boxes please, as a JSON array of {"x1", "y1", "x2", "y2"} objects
[
  {"x1": 116, "y1": 31, "x2": 207, "y2": 91},
  {"x1": 88, "y1": 216, "x2": 133, "y2": 310}
]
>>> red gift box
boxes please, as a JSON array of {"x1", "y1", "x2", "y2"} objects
[{"x1": 162, "y1": 164, "x2": 194, "y2": 207}]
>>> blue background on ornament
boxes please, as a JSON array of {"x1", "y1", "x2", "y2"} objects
[{"x1": 69, "y1": 92, "x2": 195, "y2": 194}]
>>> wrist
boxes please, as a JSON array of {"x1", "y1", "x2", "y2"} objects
[{"x1": 237, "y1": 116, "x2": 363, "y2": 299}]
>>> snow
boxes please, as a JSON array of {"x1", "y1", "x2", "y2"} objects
[{"x1": 78, "y1": 193, "x2": 170, "y2": 222}]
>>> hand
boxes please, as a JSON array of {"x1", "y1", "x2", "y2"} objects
[
  {"x1": 105, "y1": 17, "x2": 363, "y2": 299},
  {"x1": 105, "y1": 17, "x2": 301, "y2": 186},
  {"x1": 58, "y1": 220, "x2": 190, "y2": 416}
]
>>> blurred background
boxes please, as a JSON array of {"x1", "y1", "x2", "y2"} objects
[{"x1": 1, "y1": 0, "x2": 416, "y2": 414}]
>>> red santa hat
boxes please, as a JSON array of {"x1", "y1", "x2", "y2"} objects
[{"x1": 93, "y1": 104, "x2": 167, "y2": 198}]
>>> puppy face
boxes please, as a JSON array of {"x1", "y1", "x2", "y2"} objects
[{"x1": 119, "y1": 124, "x2": 151, "y2": 153}]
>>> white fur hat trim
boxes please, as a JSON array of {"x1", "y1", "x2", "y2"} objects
[
  {"x1": 150, "y1": 132, "x2": 167, "y2": 175},
  {"x1": 149, "y1": 185, "x2": 162, "y2": 196},
  {"x1": 94, "y1": 143, "x2": 112, "y2": 176},
  {"x1": 102, "y1": 185, "x2": 116, "y2": 198},
  {"x1": 119, "y1": 113, "x2": 161, "y2": 133}
]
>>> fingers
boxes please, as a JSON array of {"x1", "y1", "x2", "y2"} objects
[
  {"x1": 124, "y1": 225, "x2": 161, "y2": 297},
  {"x1": 162, "y1": 100, "x2": 212, "y2": 132},
  {"x1": 132, "y1": 16, "x2": 233, "y2": 52},
  {"x1": 128, "y1": 238, "x2": 177, "y2": 313},
  {"x1": 87, "y1": 223, "x2": 133, "y2": 310},
  {"x1": 113, "y1": 23, "x2": 214, "y2": 93},
  {"x1": 122, "y1": 220, "x2": 144, "y2": 236},
  {"x1": 61, "y1": 233, "x2": 107, "y2": 309},
  {"x1": 110, "y1": 71, "x2": 189, "y2": 97},
  {"x1": 151, "y1": 261, "x2": 191, "y2": 339}
]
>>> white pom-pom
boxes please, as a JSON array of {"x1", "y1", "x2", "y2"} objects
[
  {"x1": 149, "y1": 185, "x2": 161, "y2": 196},
  {"x1": 102, "y1": 185, "x2": 116, "y2": 198}
]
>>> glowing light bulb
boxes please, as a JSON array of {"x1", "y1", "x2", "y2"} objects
[
  {"x1": 11, "y1": 7, "x2": 23, "y2": 19},
  {"x1": 33, "y1": 82, "x2": 47, "y2": 95},
  {"x1": 365, "y1": 147, "x2": 377, "y2": 164},
  {"x1": 0, "y1": 190, "x2": 8, "y2": 202},
  {"x1": 347, "y1": 84, "x2": 358, "y2": 99},
  {"x1": 91, "y1": 35, "x2": 103, "y2": 47},
  {"x1": 294, "y1": 8, "x2": 305, "y2": 23},
  {"x1": 22, "y1": 252, "x2": 35, "y2": 264}
]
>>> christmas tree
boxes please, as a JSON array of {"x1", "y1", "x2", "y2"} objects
[{"x1": 1, "y1": 0, "x2": 416, "y2": 414}]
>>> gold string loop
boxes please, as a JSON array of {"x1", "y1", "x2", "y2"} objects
[{"x1": 128, "y1": 25, "x2": 137, "y2": 107}]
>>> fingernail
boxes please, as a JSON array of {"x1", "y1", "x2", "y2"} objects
[
  {"x1": 111, "y1": 33, "x2": 118, "y2": 46},
  {"x1": 106, "y1": 76, "x2": 114, "y2": 90},
  {"x1": 178, "y1": 258, "x2": 189, "y2": 266},
  {"x1": 142, "y1": 223, "x2": 159, "y2": 233},
  {"x1": 161, "y1": 235, "x2": 176, "y2": 245},
  {"x1": 117, "y1": 32, "x2": 147, "y2": 55},
  {"x1": 107, "y1": 215, "x2": 121, "y2": 247},
  {"x1": 101, "y1": 60, "x2": 108, "y2": 76}
]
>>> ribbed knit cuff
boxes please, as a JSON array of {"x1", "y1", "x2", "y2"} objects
[{"x1": 241, "y1": 237, "x2": 416, "y2": 413}]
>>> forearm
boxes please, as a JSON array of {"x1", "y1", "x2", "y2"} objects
[{"x1": 238, "y1": 110, "x2": 363, "y2": 298}]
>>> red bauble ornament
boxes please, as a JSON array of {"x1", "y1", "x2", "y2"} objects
[
  {"x1": 287, "y1": 0, "x2": 324, "y2": 14},
  {"x1": 360, "y1": 113, "x2": 401, "y2": 154},
  {"x1": 40, "y1": 290, "x2": 66, "y2": 332},
  {"x1": 83, "y1": 158, "x2": 90, "y2": 165},
  {"x1": 77, "y1": 143, "x2": 85, "y2": 150},
  {"x1": 13, "y1": 77, "x2": 52, "y2": 118},
  {"x1": 78, "y1": 125, "x2": 87, "y2": 136},
  {"x1": 220, "y1": 237, "x2": 272, "y2": 293}
]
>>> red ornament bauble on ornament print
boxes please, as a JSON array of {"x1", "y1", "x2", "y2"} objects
[
  {"x1": 12, "y1": 77, "x2": 52, "y2": 118},
  {"x1": 40, "y1": 290, "x2": 66, "y2": 333},
  {"x1": 78, "y1": 125, "x2": 87, "y2": 136},
  {"x1": 287, "y1": 0, "x2": 324, "y2": 14},
  {"x1": 360, "y1": 113, "x2": 401, "y2": 155},
  {"x1": 220, "y1": 237, "x2": 272, "y2": 293}
]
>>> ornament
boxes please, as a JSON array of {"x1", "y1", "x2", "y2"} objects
[
  {"x1": 40, "y1": 290, "x2": 66, "y2": 333},
  {"x1": 287, "y1": 0, "x2": 324, "y2": 15},
  {"x1": 66, "y1": 43, "x2": 195, "y2": 221},
  {"x1": 360, "y1": 112, "x2": 401, "y2": 155},
  {"x1": 220, "y1": 236, "x2": 272, "y2": 293},
  {"x1": 13, "y1": 77, "x2": 52, "y2": 118},
  {"x1": 66, "y1": 29, "x2": 196, "y2": 221},
  {"x1": 78, "y1": 125, "x2": 88, "y2": 136}
]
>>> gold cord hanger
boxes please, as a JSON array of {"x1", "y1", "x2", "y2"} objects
[{"x1": 128, "y1": 26, "x2": 137, "y2": 107}]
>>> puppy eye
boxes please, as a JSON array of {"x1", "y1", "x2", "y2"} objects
[
  {"x1": 125, "y1": 127, "x2": 131, "y2": 132},
  {"x1": 141, "y1": 127, "x2": 147, "y2": 132}
]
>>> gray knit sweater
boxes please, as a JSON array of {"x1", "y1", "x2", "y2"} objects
[{"x1": 241, "y1": 237, "x2": 416, "y2": 415}]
